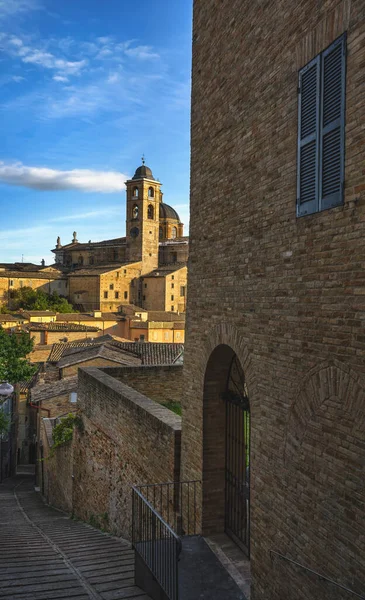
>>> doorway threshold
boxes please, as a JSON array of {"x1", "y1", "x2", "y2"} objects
[{"x1": 204, "y1": 533, "x2": 251, "y2": 599}]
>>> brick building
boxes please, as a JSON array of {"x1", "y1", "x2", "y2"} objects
[{"x1": 181, "y1": 1, "x2": 365, "y2": 599}]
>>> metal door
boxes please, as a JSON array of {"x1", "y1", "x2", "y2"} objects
[{"x1": 224, "y1": 355, "x2": 250, "y2": 556}]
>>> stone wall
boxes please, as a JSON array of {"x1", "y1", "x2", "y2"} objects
[
  {"x1": 40, "y1": 419, "x2": 73, "y2": 513},
  {"x1": 101, "y1": 364, "x2": 183, "y2": 405},
  {"x1": 69, "y1": 366, "x2": 181, "y2": 539},
  {"x1": 61, "y1": 357, "x2": 128, "y2": 378},
  {"x1": 183, "y1": 1, "x2": 365, "y2": 599}
]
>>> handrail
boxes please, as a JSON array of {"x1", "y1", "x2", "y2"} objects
[
  {"x1": 270, "y1": 550, "x2": 365, "y2": 599},
  {"x1": 132, "y1": 486, "x2": 182, "y2": 557},
  {"x1": 136, "y1": 479, "x2": 201, "y2": 489}
]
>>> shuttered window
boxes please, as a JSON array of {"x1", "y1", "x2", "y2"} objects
[{"x1": 297, "y1": 33, "x2": 346, "y2": 217}]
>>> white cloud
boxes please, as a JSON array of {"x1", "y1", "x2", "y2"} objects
[
  {"x1": 53, "y1": 75, "x2": 68, "y2": 82},
  {"x1": 0, "y1": 0, "x2": 41, "y2": 18},
  {"x1": 97, "y1": 36, "x2": 113, "y2": 45},
  {"x1": 11, "y1": 75, "x2": 25, "y2": 82},
  {"x1": 0, "y1": 34, "x2": 87, "y2": 77},
  {"x1": 0, "y1": 162, "x2": 129, "y2": 193},
  {"x1": 107, "y1": 72, "x2": 120, "y2": 84},
  {"x1": 22, "y1": 50, "x2": 87, "y2": 75},
  {"x1": 9, "y1": 37, "x2": 23, "y2": 47},
  {"x1": 124, "y1": 45, "x2": 160, "y2": 60}
]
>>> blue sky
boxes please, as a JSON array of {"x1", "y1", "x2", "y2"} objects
[{"x1": 0, "y1": 0, "x2": 192, "y2": 264}]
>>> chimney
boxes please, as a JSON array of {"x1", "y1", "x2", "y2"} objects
[{"x1": 41, "y1": 259, "x2": 45, "y2": 267}]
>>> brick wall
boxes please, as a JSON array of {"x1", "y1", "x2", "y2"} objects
[
  {"x1": 71, "y1": 367, "x2": 181, "y2": 539},
  {"x1": 183, "y1": 1, "x2": 365, "y2": 599},
  {"x1": 101, "y1": 364, "x2": 183, "y2": 405}
]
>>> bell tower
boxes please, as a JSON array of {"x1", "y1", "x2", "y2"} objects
[{"x1": 125, "y1": 158, "x2": 162, "y2": 274}]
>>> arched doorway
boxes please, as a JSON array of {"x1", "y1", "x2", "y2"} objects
[{"x1": 203, "y1": 344, "x2": 250, "y2": 556}]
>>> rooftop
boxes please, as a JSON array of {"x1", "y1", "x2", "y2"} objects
[
  {"x1": 24, "y1": 322, "x2": 100, "y2": 332},
  {"x1": 57, "y1": 343, "x2": 141, "y2": 369},
  {"x1": 143, "y1": 263, "x2": 187, "y2": 277},
  {"x1": 53, "y1": 236, "x2": 126, "y2": 251},
  {"x1": 110, "y1": 341, "x2": 184, "y2": 365},
  {"x1": 55, "y1": 312, "x2": 125, "y2": 322},
  {"x1": 30, "y1": 376, "x2": 78, "y2": 403},
  {"x1": 48, "y1": 335, "x2": 114, "y2": 362},
  {"x1": 23, "y1": 311, "x2": 57, "y2": 317}
]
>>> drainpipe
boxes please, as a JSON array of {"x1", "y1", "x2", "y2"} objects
[{"x1": 28, "y1": 402, "x2": 51, "y2": 417}]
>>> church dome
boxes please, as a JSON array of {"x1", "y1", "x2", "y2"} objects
[
  {"x1": 132, "y1": 163, "x2": 154, "y2": 180},
  {"x1": 159, "y1": 203, "x2": 180, "y2": 222}
]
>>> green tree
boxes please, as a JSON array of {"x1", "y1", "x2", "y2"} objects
[
  {"x1": 0, "y1": 328, "x2": 37, "y2": 384},
  {"x1": 0, "y1": 411, "x2": 10, "y2": 436},
  {"x1": 8, "y1": 287, "x2": 75, "y2": 313}
]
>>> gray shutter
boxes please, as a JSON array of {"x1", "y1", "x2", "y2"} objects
[
  {"x1": 297, "y1": 56, "x2": 320, "y2": 217},
  {"x1": 319, "y1": 34, "x2": 346, "y2": 211}
]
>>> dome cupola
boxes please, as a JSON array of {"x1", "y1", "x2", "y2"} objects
[{"x1": 132, "y1": 156, "x2": 154, "y2": 180}]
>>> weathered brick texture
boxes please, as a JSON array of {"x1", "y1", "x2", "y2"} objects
[
  {"x1": 101, "y1": 364, "x2": 184, "y2": 405},
  {"x1": 71, "y1": 367, "x2": 181, "y2": 539},
  {"x1": 182, "y1": 1, "x2": 365, "y2": 599}
]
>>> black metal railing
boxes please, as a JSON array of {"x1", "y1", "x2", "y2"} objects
[
  {"x1": 270, "y1": 551, "x2": 365, "y2": 599},
  {"x1": 132, "y1": 480, "x2": 201, "y2": 600}
]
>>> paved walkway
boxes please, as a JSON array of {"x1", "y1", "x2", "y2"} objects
[{"x1": 0, "y1": 476, "x2": 150, "y2": 600}]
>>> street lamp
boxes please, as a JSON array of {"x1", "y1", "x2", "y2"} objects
[{"x1": 0, "y1": 382, "x2": 14, "y2": 484}]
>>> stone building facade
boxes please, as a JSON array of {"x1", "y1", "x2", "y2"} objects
[
  {"x1": 0, "y1": 162, "x2": 188, "y2": 315},
  {"x1": 181, "y1": 1, "x2": 365, "y2": 599},
  {"x1": 49, "y1": 161, "x2": 189, "y2": 313}
]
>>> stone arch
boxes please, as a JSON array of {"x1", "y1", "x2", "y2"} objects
[{"x1": 284, "y1": 359, "x2": 365, "y2": 466}]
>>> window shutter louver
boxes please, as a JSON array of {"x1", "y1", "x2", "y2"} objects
[
  {"x1": 297, "y1": 56, "x2": 320, "y2": 216},
  {"x1": 319, "y1": 34, "x2": 346, "y2": 210}
]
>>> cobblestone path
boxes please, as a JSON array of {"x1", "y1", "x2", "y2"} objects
[{"x1": 0, "y1": 476, "x2": 150, "y2": 600}]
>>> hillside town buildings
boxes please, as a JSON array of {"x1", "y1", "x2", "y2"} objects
[
  {"x1": 0, "y1": 160, "x2": 188, "y2": 314},
  {"x1": 1, "y1": 1, "x2": 364, "y2": 599}
]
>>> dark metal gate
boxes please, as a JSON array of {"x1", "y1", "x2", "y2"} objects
[{"x1": 224, "y1": 355, "x2": 250, "y2": 556}]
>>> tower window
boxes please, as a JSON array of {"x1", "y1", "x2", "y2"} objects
[
  {"x1": 115, "y1": 291, "x2": 119, "y2": 299},
  {"x1": 132, "y1": 204, "x2": 139, "y2": 219},
  {"x1": 171, "y1": 295, "x2": 174, "y2": 301},
  {"x1": 148, "y1": 204, "x2": 154, "y2": 219},
  {"x1": 171, "y1": 227, "x2": 177, "y2": 239},
  {"x1": 171, "y1": 283, "x2": 174, "y2": 289},
  {"x1": 171, "y1": 306, "x2": 174, "y2": 312},
  {"x1": 124, "y1": 291, "x2": 128, "y2": 299},
  {"x1": 159, "y1": 227, "x2": 163, "y2": 240},
  {"x1": 109, "y1": 283, "x2": 114, "y2": 290},
  {"x1": 104, "y1": 291, "x2": 108, "y2": 299},
  {"x1": 148, "y1": 187, "x2": 154, "y2": 198},
  {"x1": 133, "y1": 187, "x2": 139, "y2": 197},
  {"x1": 180, "y1": 286, "x2": 186, "y2": 297}
]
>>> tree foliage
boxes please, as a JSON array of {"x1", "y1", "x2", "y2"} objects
[
  {"x1": 0, "y1": 411, "x2": 10, "y2": 437},
  {"x1": 8, "y1": 287, "x2": 75, "y2": 313},
  {"x1": 50, "y1": 413, "x2": 83, "y2": 457},
  {"x1": 0, "y1": 328, "x2": 37, "y2": 384}
]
